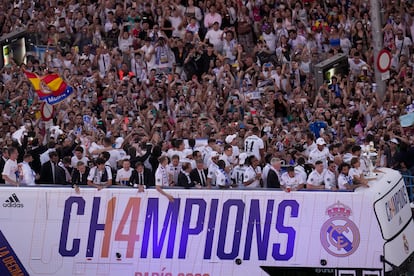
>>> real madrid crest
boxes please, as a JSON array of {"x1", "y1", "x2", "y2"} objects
[{"x1": 320, "y1": 201, "x2": 360, "y2": 257}]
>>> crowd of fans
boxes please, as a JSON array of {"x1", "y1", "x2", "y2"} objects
[{"x1": 1, "y1": 0, "x2": 414, "y2": 199}]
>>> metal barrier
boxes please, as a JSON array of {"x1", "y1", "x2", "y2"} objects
[{"x1": 403, "y1": 174, "x2": 414, "y2": 202}]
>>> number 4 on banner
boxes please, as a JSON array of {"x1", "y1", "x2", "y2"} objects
[{"x1": 101, "y1": 197, "x2": 141, "y2": 258}]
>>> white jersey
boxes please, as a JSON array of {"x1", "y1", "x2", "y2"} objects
[
  {"x1": 280, "y1": 172, "x2": 303, "y2": 190},
  {"x1": 324, "y1": 169, "x2": 337, "y2": 190},
  {"x1": 307, "y1": 169, "x2": 325, "y2": 187},
  {"x1": 243, "y1": 166, "x2": 261, "y2": 188},
  {"x1": 338, "y1": 173, "x2": 353, "y2": 190},
  {"x1": 231, "y1": 165, "x2": 247, "y2": 187},
  {"x1": 294, "y1": 165, "x2": 307, "y2": 184},
  {"x1": 244, "y1": 135, "x2": 264, "y2": 161},
  {"x1": 19, "y1": 162, "x2": 36, "y2": 186},
  {"x1": 308, "y1": 147, "x2": 330, "y2": 168},
  {"x1": 155, "y1": 165, "x2": 169, "y2": 187},
  {"x1": 115, "y1": 168, "x2": 133, "y2": 185},
  {"x1": 207, "y1": 162, "x2": 219, "y2": 186},
  {"x1": 302, "y1": 142, "x2": 316, "y2": 158},
  {"x1": 349, "y1": 167, "x2": 363, "y2": 180},
  {"x1": 215, "y1": 169, "x2": 229, "y2": 187},
  {"x1": 71, "y1": 156, "x2": 89, "y2": 168},
  {"x1": 2, "y1": 159, "x2": 18, "y2": 185}
]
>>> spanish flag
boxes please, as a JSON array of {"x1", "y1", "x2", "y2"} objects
[
  {"x1": 24, "y1": 70, "x2": 73, "y2": 104},
  {"x1": 23, "y1": 71, "x2": 43, "y2": 97},
  {"x1": 42, "y1": 73, "x2": 72, "y2": 97}
]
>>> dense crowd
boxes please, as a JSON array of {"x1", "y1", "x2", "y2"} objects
[{"x1": 1, "y1": 0, "x2": 414, "y2": 200}]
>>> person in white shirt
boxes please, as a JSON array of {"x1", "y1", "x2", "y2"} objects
[
  {"x1": 294, "y1": 157, "x2": 307, "y2": 184},
  {"x1": 337, "y1": 163, "x2": 354, "y2": 190},
  {"x1": 349, "y1": 157, "x2": 369, "y2": 187},
  {"x1": 2, "y1": 147, "x2": 19, "y2": 186},
  {"x1": 231, "y1": 153, "x2": 247, "y2": 188},
  {"x1": 308, "y1": 137, "x2": 330, "y2": 168},
  {"x1": 324, "y1": 160, "x2": 338, "y2": 190},
  {"x1": 219, "y1": 144, "x2": 234, "y2": 171},
  {"x1": 307, "y1": 160, "x2": 326, "y2": 190},
  {"x1": 71, "y1": 146, "x2": 89, "y2": 168},
  {"x1": 95, "y1": 46, "x2": 112, "y2": 78},
  {"x1": 204, "y1": 22, "x2": 224, "y2": 53},
  {"x1": 302, "y1": 132, "x2": 316, "y2": 158},
  {"x1": 243, "y1": 156, "x2": 262, "y2": 188},
  {"x1": 280, "y1": 166, "x2": 305, "y2": 192},
  {"x1": 19, "y1": 154, "x2": 36, "y2": 186},
  {"x1": 215, "y1": 160, "x2": 231, "y2": 188},
  {"x1": 87, "y1": 158, "x2": 112, "y2": 190},
  {"x1": 244, "y1": 127, "x2": 264, "y2": 162},
  {"x1": 116, "y1": 159, "x2": 133, "y2": 185},
  {"x1": 155, "y1": 156, "x2": 174, "y2": 202},
  {"x1": 139, "y1": 38, "x2": 156, "y2": 70},
  {"x1": 225, "y1": 134, "x2": 240, "y2": 164},
  {"x1": 207, "y1": 151, "x2": 220, "y2": 188}
]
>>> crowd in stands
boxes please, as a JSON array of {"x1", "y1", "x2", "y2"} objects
[{"x1": 1, "y1": 0, "x2": 414, "y2": 200}]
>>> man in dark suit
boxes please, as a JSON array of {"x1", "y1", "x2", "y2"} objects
[
  {"x1": 39, "y1": 151, "x2": 66, "y2": 184},
  {"x1": 129, "y1": 161, "x2": 155, "y2": 188},
  {"x1": 177, "y1": 163, "x2": 194, "y2": 188},
  {"x1": 190, "y1": 159, "x2": 208, "y2": 187},
  {"x1": 267, "y1": 157, "x2": 281, "y2": 189},
  {"x1": 71, "y1": 161, "x2": 91, "y2": 187}
]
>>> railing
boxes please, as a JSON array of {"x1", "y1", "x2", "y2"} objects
[{"x1": 403, "y1": 174, "x2": 414, "y2": 202}]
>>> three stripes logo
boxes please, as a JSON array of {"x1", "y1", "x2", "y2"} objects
[{"x1": 3, "y1": 193, "x2": 24, "y2": 208}]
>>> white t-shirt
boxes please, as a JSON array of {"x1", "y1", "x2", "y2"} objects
[
  {"x1": 338, "y1": 173, "x2": 353, "y2": 190},
  {"x1": 308, "y1": 148, "x2": 330, "y2": 168},
  {"x1": 280, "y1": 172, "x2": 303, "y2": 189},
  {"x1": 116, "y1": 168, "x2": 133, "y2": 185},
  {"x1": 205, "y1": 29, "x2": 224, "y2": 52},
  {"x1": 324, "y1": 169, "x2": 337, "y2": 190},
  {"x1": 215, "y1": 169, "x2": 228, "y2": 187},
  {"x1": 349, "y1": 167, "x2": 363, "y2": 181},
  {"x1": 231, "y1": 165, "x2": 247, "y2": 187},
  {"x1": 243, "y1": 166, "x2": 261, "y2": 188},
  {"x1": 20, "y1": 162, "x2": 36, "y2": 186},
  {"x1": 155, "y1": 165, "x2": 169, "y2": 187},
  {"x1": 2, "y1": 159, "x2": 18, "y2": 185},
  {"x1": 244, "y1": 135, "x2": 264, "y2": 161},
  {"x1": 207, "y1": 162, "x2": 219, "y2": 186},
  {"x1": 307, "y1": 169, "x2": 325, "y2": 187},
  {"x1": 71, "y1": 156, "x2": 89, "y2": 168}
]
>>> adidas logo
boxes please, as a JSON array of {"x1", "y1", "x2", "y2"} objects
[{"x1": 3, "y1": 193, "x2": 24, "y2": 208}]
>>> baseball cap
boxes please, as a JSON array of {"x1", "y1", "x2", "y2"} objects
[
  {"x1": 225, "y1": 134, "x2": 237, "y2": 144},
  {"x1": 316, "y1": 137, "x2": 326, "y2": 145}
]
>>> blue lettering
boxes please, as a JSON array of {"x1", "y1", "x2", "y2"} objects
[
  {"x1": 59, "y1": 197, "x2": 85, "y2": 257},
  {"x1": 179, "y1": 199, "x2": 206, "y2": 258},
  {"x1": 243, "y1": 200, "x2": 274, "y2": 260},
  {"x1": 86, "y1": 197, "x2": 105, "y2": 258},
  {"x1": 217, "y1": 200, "x2": 245, "y2": 259},
  {"x1": 140, "y1": 198, "x2": 180, "y2": 258},
  {"x1": 272, "y1": 200, "x2": 299, "y2": 261},
  {"x1": 203, "y1": 199, "x2": 218, "y2": 259}
]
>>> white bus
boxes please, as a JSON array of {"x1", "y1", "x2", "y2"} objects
[{"x1": 0, "y1": 168, "x2": 413, "y2": 276}]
